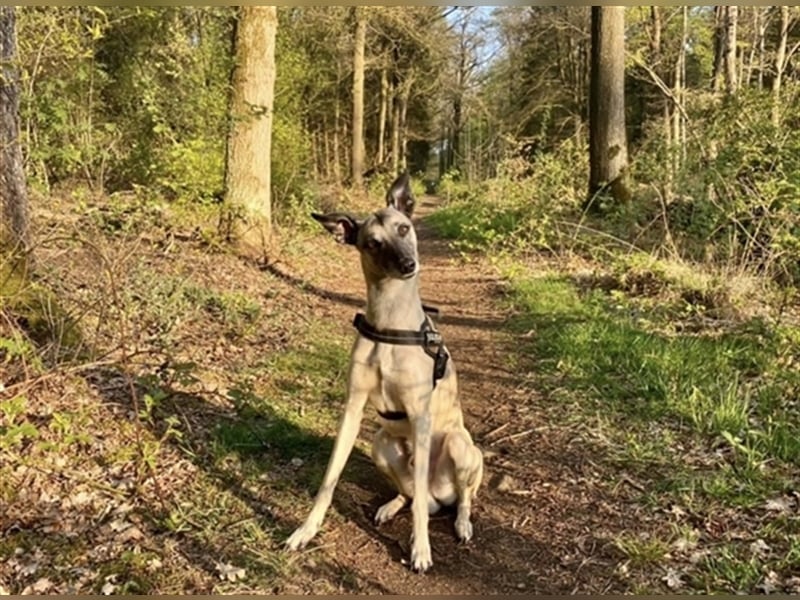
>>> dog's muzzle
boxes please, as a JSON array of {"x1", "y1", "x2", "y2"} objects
[{"x1": 399, "y1": 258, "x2": 417, "y2": 276}]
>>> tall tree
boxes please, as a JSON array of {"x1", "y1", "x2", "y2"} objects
[
  {"x1": 771, "y1": 6, "x2": 793, "y2": 126},
  {"x1": 587, "y1": 6, "x2": 629, "y2": 208},
  {"x1": 0, "y1": 6, "x2": 31, "y2": 256},
  {"x1": 724, "y1": 6, "x2": 738, "y2": 94},
  {"x1": 351, "y1": 7, "x2": 366, "y2": 187},
  {"x1": 224, "y1": 6, "x2": 277, "y2": 253}
]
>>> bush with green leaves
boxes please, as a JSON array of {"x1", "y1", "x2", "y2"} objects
[
  {"x1": 427, "y1": 138, "x2": 586, "y2": 254},
  {"x1": 630, "y1": 86, "x2": 800, "y2": 282}
]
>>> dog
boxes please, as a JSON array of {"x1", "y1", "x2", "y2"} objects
[{"x1": 284, "y1": 173, "x2": 484, "y2": 573}]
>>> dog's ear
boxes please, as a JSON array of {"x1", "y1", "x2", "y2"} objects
[
  {"x1": 311, "y1": 212, "x2": 361, "y2": 245},
  {"x1": 385, "y1": 172, "x2": 415, "y2": 217}
]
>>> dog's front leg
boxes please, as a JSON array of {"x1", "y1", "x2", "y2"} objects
[
  {"x1": 410, "y1": 408, "x2": 433, "y2": 573},
  {"x1": 285, "y1": 387, "x2": 368, "y2": 551}
]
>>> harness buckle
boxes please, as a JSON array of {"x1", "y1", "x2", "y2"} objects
[{"x1": 423, "y1": 330, "x2": 442, "y2": 348}]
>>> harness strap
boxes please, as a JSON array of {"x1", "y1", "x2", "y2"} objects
[
  {"x1": 377, "y1": 409, "x2": 408, "y2": 420},
  {"x1": 352, "y1": 310, "x2": 450, "y2": 389},
  {"x1": 352, "y1": 313, "x2": 436, "y2": 346}
]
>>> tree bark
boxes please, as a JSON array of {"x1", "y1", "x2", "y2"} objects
[
  {"x1": 675, "y1": 7, "x2": 687, "y2": 166},
  {"x1": 724, "y1": 6, "x2": 738, "y2": 95},
  {"x1": 377, "y1": 68, "x2": 388, "y2": 165},
  {"x1": 0, "y1": 6, "x2": 31, "y2": 256},
  {"x1": 351, "y1": 7, "x2": 366, "y2": 187},
  {"x1": 224, "y1": 6, "x2": 277, "y2": 253},
  {"x1": 772, "y1": 5, "x2": 789, "y2": 126},
  {"x1": 399, "y1": 77, "x2": 410, "y2": 172},
  {"x1": 390, "y1": 79, "x2": 401, "y2": 174},
  {"x1": 333, "y1": 81, "x2": 342, "y2": 184},
  {"x1": 587, "y1": 6, "x2": 630, "y2": 208},
  {"x1": 712, "y1": 6, "x2": 725, "y2": 92},
  {"x1": 757, "y1": 8, "x2": 767, "y2": 90}
]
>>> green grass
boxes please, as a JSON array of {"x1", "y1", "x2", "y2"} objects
[
  {"x1": 506, "y1": 274, "x2": 800, "y2": 471},
  {"x1": 500, "y1": 269, "x2": 800, "y2": 592}
]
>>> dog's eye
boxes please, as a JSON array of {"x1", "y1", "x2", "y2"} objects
[
  {"x1": 397, "y1": 224, "x2": 410, "y2": 237},
  {"x1": 365, "y1": 238, "x2": 381, "y2": 251}
]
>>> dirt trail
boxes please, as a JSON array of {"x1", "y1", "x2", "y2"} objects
[{"x1": 278, "y1": 195, "x2": 636, "y2": 595}]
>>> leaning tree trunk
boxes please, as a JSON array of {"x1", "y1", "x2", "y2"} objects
[
  {"x1": 351, "y1": 7, "x2": 367, "y2": 187},
  {"x1": 224, "y1": 6, "x2": 278, "y2": 254},
  {"x1": 0, "y1": 6, "x2": 31, "y2": 258},
  {"x1": 587, "y1": 6, "x2": 630, "y2": 209}
]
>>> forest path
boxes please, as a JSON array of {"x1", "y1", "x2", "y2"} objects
[{"x1": 278, "y1": 195, "x2": 636, "y2": 594}]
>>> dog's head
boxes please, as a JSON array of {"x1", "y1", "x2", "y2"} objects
[{"x1": 312, "y1": 173, "x2": 419, "y2": 280}]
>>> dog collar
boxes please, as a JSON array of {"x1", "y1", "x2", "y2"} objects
[{"x1": 352, "y1": 310, "x2": 449, "y2": 387}]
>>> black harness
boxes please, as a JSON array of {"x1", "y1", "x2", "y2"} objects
[{"x1": 352, "y1": 306, "x2": 449, "y2": 421}]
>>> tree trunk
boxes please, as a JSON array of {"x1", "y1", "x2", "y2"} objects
[
  {"x1": 724, "y1": 6, "x2": 738, "y2": 95},
  {"x1": 391, "y1": 80, "x2": 401, "y2": 174},
  {"x1": 587, "y1": 6, "x2": 630, "y2": 208},
  {"x1": 677, "y1": 7, "x2": 687, "y2": 164},
  {"x1": 0, "y1": 6, "x2": 31, "y2": 257},
  {"x1": 333, "y1": 88, "x2": 342, "y2": 184},
  {"x1": 351, "y1": 7, "x2": 366, "y2": 187},
  {"x1": 377, "y1": 68, "x2": 388, "y2": 165},
  {"x1": 224, "y1": 6, "x2": 277, "y2": 253},
  {"x1": 772, "y1": 5, "x2": 789, "y2": 126},
  {"x1": 712, "y1": 6, "x2": 725, "y2": 92},
  {"x1": 399, "y1": 78, "x2": 410, "y2": 172},
  {"x1": 322, "y1": 120, "x2": 330, "y2": 179},
  {"x1": 757, "y1": 7, "x2": 767, "y2": 90}
]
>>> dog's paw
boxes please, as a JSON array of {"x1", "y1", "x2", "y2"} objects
[
  {"x1": 455, "y1": 516, "x2": 473, "y2": 542},
  {"x1": 410, "y1": 538, "x2": 433, "y2": 573},
  {"x1": 375, "y1": 496, "x2": 406, "y2": 525},
  {"x1": 285, "y1": 523, "x2": 319, "y2": 551}
]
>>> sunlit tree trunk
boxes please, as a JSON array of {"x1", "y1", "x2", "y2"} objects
[
  {"x1": 333, "y1": 68, "x2": 342, "y2": 184},
  {"x1": 673, "y1": 7, "x2": 687, "y2": 172},
  {"x1": 399, "y1": 78, "x2": 410, "y2": 172},
  {"x1": 224, "y1": 6, "x2": 277, "y2": 253},
  {"x1": 724, "y1": 6, "x2": 738, "y2": 95},
  {"x1": 587, "y1": 6, "x2": 630, "y2": 208},
  {"x1": 391, "y1": 78, "x2": 401, "y2": 174},
  {"x1": 757, "y1": 8, "x2": 767, "y2": 90},
  {"x1": 772, "y1": 5, "x2": 789, "y2": 126},
  {"x1": 351, "y1": 7, "x2": 366, "y2": 187},
  {"x1": 0, "y1": 6, "x2": 31, "y2": 257},
  {"x1": 377, "y1": 68, "x2": 388, "y2": 165}
]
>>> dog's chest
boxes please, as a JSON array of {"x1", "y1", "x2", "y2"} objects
[{"x1": 352, "y1": 338, "x2": 433, "y2": 405}]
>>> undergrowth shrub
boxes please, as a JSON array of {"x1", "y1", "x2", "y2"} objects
[
  {"x1": 428, "y1": 138, "x2": 586, "y2": 254},
  {"x1": 630, "y1": 87, "x2": 800, "y2": 283}
]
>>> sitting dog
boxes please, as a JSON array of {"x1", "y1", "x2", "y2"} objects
[{"x1": 284, "y1": 173, "x2": 484, "y2": 573}]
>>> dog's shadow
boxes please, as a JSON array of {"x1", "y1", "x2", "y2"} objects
[{"x1": 87, "y1": 364, "x2": 571, "y2": 593}]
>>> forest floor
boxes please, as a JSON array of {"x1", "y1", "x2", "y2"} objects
[{"x1": 1, "y1": 191, "x2": 797, "y2": 594}]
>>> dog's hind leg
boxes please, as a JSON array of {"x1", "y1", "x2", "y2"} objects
[
  {"x1": 372, "y1": 429, "x2": 441, "y2": 524},
  {"x1": 442, "y1": 431, "x2": 484, "y2": 542}
]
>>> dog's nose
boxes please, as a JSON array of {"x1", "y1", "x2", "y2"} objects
[{"x1": 399, "y1": 258, "x2": 416, "y2": 275}]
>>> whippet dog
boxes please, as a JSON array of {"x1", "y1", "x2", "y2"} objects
[{"x1": 284, "y1": 173, "x2": 484, "y2": 572}]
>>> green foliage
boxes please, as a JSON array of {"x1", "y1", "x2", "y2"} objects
[
  {"x1": 506, "y1": 272, "x2": 800, "y2": 471},
  {"x1": 17, "y1": 7, "x2": 234, "y2": 200},
  {"x1": 0, "y1": 396, "x2": 39, "y2": 450},
  {"x1": 627, "y1": 87, "x2": 800, "y2": 282},
  {"x1": 427, "y1": 138, "x2": 586, "y2": 253},
  {"x1": 18, "y1": 8, "x2": 120, "y2": 190}
]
